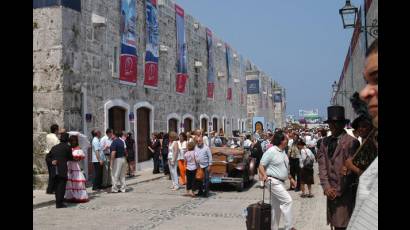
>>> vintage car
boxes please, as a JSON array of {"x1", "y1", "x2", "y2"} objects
[{"x1": 208, "y1": 144, "x2": 256, "y2": 191}]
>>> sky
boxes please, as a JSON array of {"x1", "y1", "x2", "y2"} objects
[{"x1": 175, "y1": 0, "x2": 360, "y2": 118}]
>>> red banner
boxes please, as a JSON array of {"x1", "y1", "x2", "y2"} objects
[
  {"x1": 176, "y1": 73, "x2": 188, "y2": 93},
  {"x1": 119, "y1": 55, "x2": 137, "y2": 83},
  {"x1": 144, "y1": 62, "x2": 158, "y2": 87},
  {"x1": 175, "y1": 4, "x2": 188, "y2": 94},
  {"x1": 175, "y1": 4, "x2": 184, "y2": 16},
  {"x1": 227, "y1": 88, "x2": 232, "y2": 100},
  {"x1": 144, "y1": 0, "x2": 159, "y2": 88},
  {"x1": 207, "y1": 83, "x2": 215, "y2": 98}
]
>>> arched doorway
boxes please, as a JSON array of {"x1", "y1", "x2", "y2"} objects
[
  {"x1": 136, "y1": 107, "x2": 151, "y2": 162},
  {"x1": 109, "y1": 106, "x2": 126, "y2": 133},
  {"x1": 184, "y1": 118, "x2": 192, "y2": 132},
  {"x1": 212, "y1": 117, "x2": 218, "y2": 132},
  {"x1": 168, "y1": 118, "x2": 178, "y2": 133}
]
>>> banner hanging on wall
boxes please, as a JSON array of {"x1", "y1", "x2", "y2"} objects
[
  {"x1": 240, "y1": 55, "x2": 245, "y2": 105},
  {"x1": 225, "y1": 44, "x2": 232, "y2": 100},
  {"x1": 175, "y1": 4, "x2": 188, "y2": 94},
  {"x1": 119, "y1": 0, "x2": 137, "y2": 84},
  {"x1": 274, "y1": 91, "x2": 282, "y2": 103},
  {"x1": 144, "y1": 0, "x2": 159, "y2": 88},
  {"x1": 206, "y1": 28, "x2": 215, "y2": 99},
  {"x1": 247, "y1": 80, "x2": 259, "y2": 94}
]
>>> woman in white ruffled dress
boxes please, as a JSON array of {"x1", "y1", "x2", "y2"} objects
[{"x1": 64, "y1": 135, "x2": 89, "y2": 203}]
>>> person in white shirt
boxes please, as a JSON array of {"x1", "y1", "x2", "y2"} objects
[
  {"x1": 91, "y1": 129, "x2": 103, "y2": 190},
  {"x1": 168, "y1": 132, "x2": 180, "y2": 191},
  {"x1": 202, "y1": 132, "x2": 209, "y2": 147},
  {"x1": 177, "y1": 133, "x2": 188, "y2": 186},
  {"x1": 100, "y1": 128, "x2": 113, "y2": 188},
  {"x1": 287, "y1": 132, "x2": 294, "y2": 149},
  {"x1": 209, "y1": 131, "x2": 216, "y2": 147},
  {"x1": 184, "y1": 141, "x2": 198, "y2": 197},
  {"x1": 297, "y1": 139, "x2": 315, "y2": 198},
  {"x1": 306, "y1": 134, "x2": 317, "y2": 157},
  {"x1": 243, "y1": 134, "x2": 252, "y2": 149},
  {"x1": 45, "y1": 124, "x2": 60, "y2": 194},
  {"x1": 258, "y1": 131, "x2": 297, "y2": 230},
  {"x1": 195, "y1": 135, "x2": 213, "y2": 197}
]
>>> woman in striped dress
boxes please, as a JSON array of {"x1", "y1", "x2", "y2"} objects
[{"x1": 64, "y1": 135, "x2": 89, "y2": 203}]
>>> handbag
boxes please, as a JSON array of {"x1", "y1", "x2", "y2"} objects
[
  {"x1": 195, "y1": 167, "x2": 204, "y2": 181},
  {"x1": 302, "y1": 149, "x2": 314, "y2": 169},
  {"x1": 193, "y1": 152, "x2": 204, "y2": 181}
]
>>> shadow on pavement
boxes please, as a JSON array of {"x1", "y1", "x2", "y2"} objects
[{"x1": 209, "y1": 179, "x2": 257, "y2": 193}]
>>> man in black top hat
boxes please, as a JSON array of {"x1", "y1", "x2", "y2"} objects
[
  {"x1": 317, "y1": 106, "x2": 360, "y2": 230},
  {"x1": 49, "y1": 132, "x2": 74, "y2": 208}
]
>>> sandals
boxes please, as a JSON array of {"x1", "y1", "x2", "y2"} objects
[{"x1": 301, "y1": 193, "x2": 314, "y2": 198}]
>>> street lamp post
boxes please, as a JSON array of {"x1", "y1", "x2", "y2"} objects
[
  {"x1": 339, "y1": 0, "x2": 378, "y2": 48},
  {"x1": 339, "y1": 0, "x2": 358, "y2": 29},
  {"x1": 331, "y1": 81, "x2": 338, "y2": 105}
]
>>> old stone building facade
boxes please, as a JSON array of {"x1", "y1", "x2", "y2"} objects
[
  {"x1": 245, "y1": 69, "x2": 286, "y2": 132},
  {"x1": 33, "y1": 0, "x2": 286, "y2": 186},
  {"x1": 332, "y1": 0, "x2": 377, "y2": 121}
]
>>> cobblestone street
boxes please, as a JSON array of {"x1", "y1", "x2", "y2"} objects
[{"x1": 34, "y1": 164, "x2": 329, "y2": 230}]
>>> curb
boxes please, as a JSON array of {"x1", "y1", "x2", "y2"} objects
[{"x1": 33, "y1": 174, "x2": 166, "y2": 210}]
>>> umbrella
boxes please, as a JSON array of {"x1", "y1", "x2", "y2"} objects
[{"x1": 67, "y1": 131, "x2": 91, "y2": 153}]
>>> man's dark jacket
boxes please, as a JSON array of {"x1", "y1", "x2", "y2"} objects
[{"x1": 48, "y1": 142, "x2": 74, "y2": 177}]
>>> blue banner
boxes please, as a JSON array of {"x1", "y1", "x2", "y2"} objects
[
  {"x1": 247, "y1": 80, "x2": 259, "y2": 94},
  {"x1": 175, "y1": 4, "x2": 188, "y2": 93},
  {"x1": 274, "y1": 92, "x2": 282, "y2": 103},
  {"x1": 225, "y1": 44, "x2": 232, "y2": 100},
  {"x1": 206, "y1": 28, "x2": 215, "y2": 98},
  {"x1": 144, "y1": 0, "x2": 159, "y2": 88},
  {"x1": 119, "y1": 0, "x2": 137, "y2": 84}
]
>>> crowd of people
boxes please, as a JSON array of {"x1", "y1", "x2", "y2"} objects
[
  {"x1": 147, "y1": 129, "x2": 213, "y2": 197},
  {"x1": 252, "y1": 39, "x2": 378, "y2": 230},
  {"x1": 43, "y1": 38, "x2": 378, "y2": 230}
]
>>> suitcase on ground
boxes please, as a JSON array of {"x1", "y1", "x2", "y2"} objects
[{"x1": 246, "y1": 180, "x2": 272, "y2": 230}]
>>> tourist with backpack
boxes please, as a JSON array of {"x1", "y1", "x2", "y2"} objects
[{"x1": 297, "y1": 139, "x2": 315, "y2": 198}]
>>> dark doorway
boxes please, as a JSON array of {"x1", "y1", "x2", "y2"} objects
[
  {"x1": 108, "y1": 106, "x2": 126, "y2": 134},
  {"x1": 184, "y1": 118, "x2": 192, "y2": 132},
  {"x1": 212, "y1": 118, "x2": 218, "y2": 132},
  {"x1": 201, "y1": 118, "x2": 208, "y2": 133},
  {"x1": 137, "y1": 107, "x2": 151, "y2": 162},
  {"x1": 168, "y1": 118, "x2": 178, "y2": 133}
]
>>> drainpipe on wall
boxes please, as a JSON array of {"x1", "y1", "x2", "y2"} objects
[{"x1": 81, "y1": 83, "x2": 89, "y2": 181}]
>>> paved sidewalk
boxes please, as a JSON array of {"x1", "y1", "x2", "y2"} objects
[
  {"x1": 34, "y1": 163, "x2": 330, "y2": 229},
  {"x1": 33, "y1": 160, "x2": 165, "y2": 209}
]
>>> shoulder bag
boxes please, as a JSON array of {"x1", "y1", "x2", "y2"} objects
[{"x1": 194, "y1": 152, "x2": 204, "y2": 181}]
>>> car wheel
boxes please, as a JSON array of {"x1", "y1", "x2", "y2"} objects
[{"x1": 236, "y1": 182, "x2": 244, "y2": 192}]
